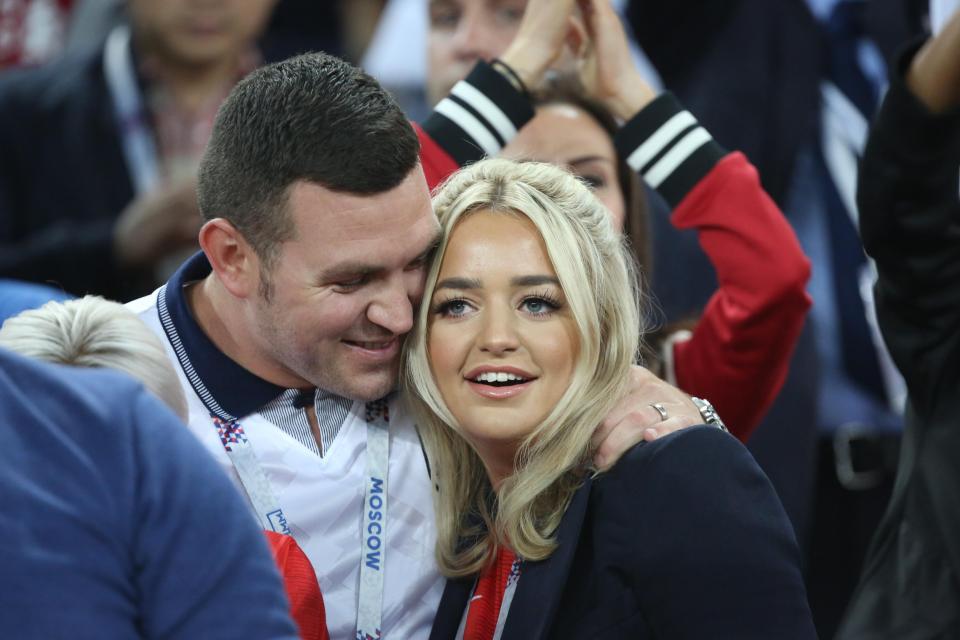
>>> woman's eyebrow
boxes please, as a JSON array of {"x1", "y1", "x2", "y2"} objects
[
  {"x1": 568, "y1": 155, "x2": 612, "y2": 168},
  {"x1": 435, "y1": 276, "x2": 482, "y2": 291},
  {"x1": 435, "y1": 275, "x2": 559, "y2": 290},
  {"x1": 511, "y1": 275, "x2": 560, "y2": 287}
]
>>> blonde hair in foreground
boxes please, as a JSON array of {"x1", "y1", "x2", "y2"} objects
[
  {"x1": 0, "y1": 296, "x2": 188, "y2": 421},
  {"x1": 403, "y1": 158, "x2": 643, "y2": 577}
]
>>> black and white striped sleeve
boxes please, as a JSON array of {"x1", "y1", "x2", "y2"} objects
[
  {"x1": 421, "y1": 61, "x2": 535, "y2": 167},
  {"x1": 614, "y1": 93, "x2": 728, "y2": 207}
]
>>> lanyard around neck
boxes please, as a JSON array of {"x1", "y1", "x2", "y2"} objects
[
  {"x1": 357, "y1": 399, "x2": 390, "y2": 639},
  {"x1": 209, "y1": 398, "x2": 391, "y2": 640},
  {"x1": 103, "y1": 24, "x2": 160, "y2": 195}
]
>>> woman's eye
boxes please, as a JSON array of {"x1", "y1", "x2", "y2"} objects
[
  {"x1": 435, "y1": 298, "x2": 471, "y2": 317},
  {"x1": 429, "y1": 5, "x2": 460, "y2": 29},
  {"x1": 447, "y1": 300, "x2": 467, "y2": 315},
  {"x1": 521, "y1": 297, "x2": 558, "y2": 316}
]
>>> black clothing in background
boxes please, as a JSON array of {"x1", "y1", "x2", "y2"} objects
[
  {"x1": 0, "y1": 48, "x2": 150, "y2": 301},
  {"x1": 837, "y1": 43, "x2": 960, "y2": 638}
]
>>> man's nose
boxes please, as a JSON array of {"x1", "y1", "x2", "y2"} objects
[{"x1": 367, "y1": 274, "x2": 417, "y2": 336}]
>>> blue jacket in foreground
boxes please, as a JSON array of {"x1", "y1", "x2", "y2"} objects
[{"x1": 0, "y1": 348, "x2": 297, "y2": 639}]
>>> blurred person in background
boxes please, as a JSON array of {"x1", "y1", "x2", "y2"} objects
[
  {"x1": 0, "y1": 0, "x2": 277, "y2": 301},
  {"x1": 418, "y1": 0, "x2": 812, "y2": 440},
  {"x1": 625, "y1": 4, "x2": 923, "y2": 632},
  {"x1": 0, "y1": 0, "x2": 75, "y2": 68},
  {"x1": 0, "y1": 346, "x2": 299, "y2": 638},
  {"x1": 0, "y1": 295, "x2": 330, "y2": 640},
  {"x1": 424, "y1": 0, "x2": 526, "y2": 107},
  {"x1": 0, "y1": 295, "x2": 189, "y2": 419},
  {"x1": 53, "y1": 0, "x2": 347, "y2": 71},
  {"x1": 515, "y1": 2, "x2": 811, "y2": 439},
  {"x1": 837, "y1": 6, "x2": 960, "y2": 636}
]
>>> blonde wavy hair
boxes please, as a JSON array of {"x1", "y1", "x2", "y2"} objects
[
  {"x1": 0, "y1": 296, "x2": 188, "y2": 421},
  {"x1": 403, "y1": 158, "x2": 643, "y2": 577}
]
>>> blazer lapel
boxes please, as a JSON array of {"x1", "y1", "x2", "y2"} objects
[
  {"x1": 501, "y1": 476, "x2": 593, "y2": 640},
  {"x1": 429, "y1": 574, "x2": 474, "y2": 640}
]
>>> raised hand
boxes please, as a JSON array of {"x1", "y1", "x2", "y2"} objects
[
  {"x1": 576, "y1": 0, "x2": 656, "y2": 121},
  {"x1": 906, "y1": 6, "x2": 960, "y2": 113},
  {"x1": 591, "y1": 365, "x2": 703, "y2": 470},
  {"x1": 498, "y1": 0, "x2": 582, "y2": 90}
]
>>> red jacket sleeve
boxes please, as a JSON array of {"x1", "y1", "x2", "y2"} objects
[
  {"x1": 416, "y1": 61, "x2": 535, "y2": 192},
  {"x1": 264, "y1": 531, "x2": 329, "y2": 640},
  {"x1": 414, "y1": 122, "x2": 460, "y2": 192},
  {"x1": 670, "y1": 153, "x2": 811, "y2": 440},
  {"x1": 615, "y1": 94, "x2": 811, "y2": 441}
]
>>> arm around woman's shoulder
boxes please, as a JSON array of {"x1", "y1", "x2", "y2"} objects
[{"x1": 597, "y1": 426, "x2": 816, "y2": 639}]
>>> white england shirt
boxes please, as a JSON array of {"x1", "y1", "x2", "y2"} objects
[{"x1": 128, "y1": 252, "x2": 443, "y2": 640}]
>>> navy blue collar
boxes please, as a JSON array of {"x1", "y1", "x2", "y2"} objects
[{"x1": 158, "y1": 251, "x2": 287, "y2": 420}]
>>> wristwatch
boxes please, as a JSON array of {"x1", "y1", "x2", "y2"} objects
[{"x1": 691, "y1": 397, "x2": 728, "y2": 433}]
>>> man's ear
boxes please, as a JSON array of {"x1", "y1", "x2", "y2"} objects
[{"x1": 198, "y1": 218, "x2": 259, "y2": 299}]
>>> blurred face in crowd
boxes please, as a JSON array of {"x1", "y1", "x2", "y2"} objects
[
  {"x1": 427, "y1": 211, "x2": 579, "y2": 469},
  {"x1": 427, "y1": 0, "x2": 527, "y2": 105},
  {"x1": 249, "y1": 169, "x2": 440, "y2": 402},
  {"x1": 128, "y1": 0, "x2": 277, "y2": 68},
  {"x1": 501, "y1": 103, "x2": 627, "y2": 230}
]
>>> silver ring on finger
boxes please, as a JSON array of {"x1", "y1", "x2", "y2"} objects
[{"x1": 650, "y1": 402, "x2": 669, "y2": 422}]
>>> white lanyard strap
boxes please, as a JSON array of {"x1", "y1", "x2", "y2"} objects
[
  {"x1": 103, "y1": 24, "x2": 160, "y2": 195},
  {"x1": 212, "y1": 415, "x2": 291, "y2": 534},
  {"x1": 357, "y1": 399, "x2": 390, "y2": 639},
  {"x1": 209, "y1": 400, "x2": 391, "y2": 638}
]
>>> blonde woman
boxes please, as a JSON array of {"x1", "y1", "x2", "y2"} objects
[{"x1": 404, "y1": 158, "x2": 815, "y2": 639}]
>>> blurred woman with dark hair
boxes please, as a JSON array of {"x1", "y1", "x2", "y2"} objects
[{"x1": 490, "y1": 0, "x2": 812, "y2": 439}]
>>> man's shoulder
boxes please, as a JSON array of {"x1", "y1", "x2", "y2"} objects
[
  {"x1": 126, "y1": 290, "x2": 159, "y2": 311},
  {"x1": 126, "y1": 289, "x2": 162, "y2": 322}
]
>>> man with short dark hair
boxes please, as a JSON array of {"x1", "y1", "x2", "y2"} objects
[
  {"x1": 129, "y1": 50, "x2": 447, "y2": 639},
  {"x1": 129, "y1": 2, "x2": 704, "y2": 636}
]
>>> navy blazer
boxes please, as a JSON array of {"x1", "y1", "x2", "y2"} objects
[{"x1": 430, "y1": 426, "x2": 816, "y2": 639}]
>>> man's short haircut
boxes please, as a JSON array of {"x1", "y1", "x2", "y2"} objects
[{"x1": 198, "y1": 51, "x2": 421, "y2": 265}]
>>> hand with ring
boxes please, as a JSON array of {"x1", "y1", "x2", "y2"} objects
[
  {"x1": 650, "y1": 402, "x2": 669, "y2": 422},
  {"x1": 591, "y1": 365, "x2": 702, "y2": 470}
]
